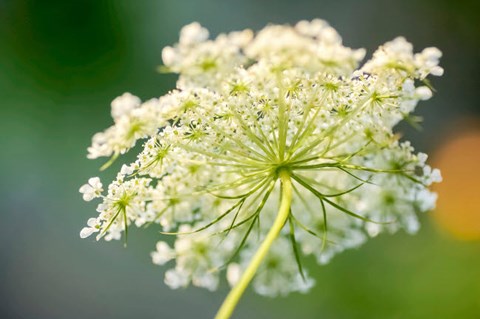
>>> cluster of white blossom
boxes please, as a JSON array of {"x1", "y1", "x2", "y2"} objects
[{"x1": 80, "y1": 20, "x2": 442, "y2": 297}]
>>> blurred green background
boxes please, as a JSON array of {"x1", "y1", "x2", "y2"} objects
[{"x1": 1, "y1": 0, "x2": 479, "y2": 318}]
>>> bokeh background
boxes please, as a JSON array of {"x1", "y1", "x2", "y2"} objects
[{"x1": 1, "y1": 0, "x2": 479, "y2": 318}]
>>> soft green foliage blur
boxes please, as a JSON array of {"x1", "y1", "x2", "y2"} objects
[{"x1": 0, "y1": 1, "x2": 479, "y2": 318}]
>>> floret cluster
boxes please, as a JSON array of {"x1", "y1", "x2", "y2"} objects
[{"x1": 80, "y1": 20, "x2": 442, "y2": 297}]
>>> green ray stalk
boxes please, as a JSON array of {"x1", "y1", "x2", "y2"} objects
[{"x1": 215, "y1": 170, "x2": 292, "y2": 319}]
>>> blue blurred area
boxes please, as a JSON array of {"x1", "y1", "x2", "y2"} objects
[{"x1": 0, "y1": 0, "x2": 479, "y2": 318}]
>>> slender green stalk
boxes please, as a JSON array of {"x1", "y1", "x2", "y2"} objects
[{"x1": 214, "y1": 170, "x2": 293, "y2": 319}]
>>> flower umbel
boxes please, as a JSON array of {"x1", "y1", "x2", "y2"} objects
[{"x1": 80, "y1": 20, "x2": 442, "y2": 319}]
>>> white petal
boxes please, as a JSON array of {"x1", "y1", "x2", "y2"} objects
[
  {"x1": 226, "y1": 263, "x2": 242, "y2": 287},
  {"x1": 164, "y1": 269, "x2": 189, "y2": 289},
  {"x1": 162, "y1": 46, "x2": 176, "y2": 66},
  {"x1": 431, "y1": 66, "x2": 444, "y2": 76},
  {"x1": 82, "y1": 192, "x2": 95, "y2": 202},
  {"x1": 80, "y1": 227, "x2": 95, "y2": 239},
  {"x1": 415, "y1": 86, "x2": 432, "y2": 100},
  {"x1": 88, "y1": 177, "x2": 100, "y2": 186},
  {"x1": 151, "y1": 242, "x2": 173, "y2": 265},
  {"x1": 192, "y1": 272, "x2": 218, "y2": 291},
  {"x1": 179, "y1": 22, "x2": 209, "y2": 46},
  {"x1": 366, "y1": 223, "x2": 381, "y2": 237},
  {"x1": 87, "y1": 218, "x2": 98, "y2": 227},
  {"x1": 79, "y1": 184, "x2": 91, "y2": 194}
]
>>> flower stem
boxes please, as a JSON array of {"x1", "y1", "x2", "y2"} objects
[{"x1": 214, "y1": 170, "x2": 292, "y2": 319}]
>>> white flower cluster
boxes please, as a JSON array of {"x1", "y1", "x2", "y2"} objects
[{"x1": 80, "y1": 20, "x2": 442, "y2": 297}]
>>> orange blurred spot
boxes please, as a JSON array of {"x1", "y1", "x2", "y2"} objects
[{"x1": 433, "y1": 122, "x2": 480, "y2": 240}]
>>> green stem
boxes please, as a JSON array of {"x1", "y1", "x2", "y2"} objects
[{"x1": 214, "y1": 170, "x2": 292, "y2": 319}]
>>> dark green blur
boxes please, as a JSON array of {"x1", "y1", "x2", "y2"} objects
[{"x1": 0, "y1": 1, "x2": 479, "y2": 318}]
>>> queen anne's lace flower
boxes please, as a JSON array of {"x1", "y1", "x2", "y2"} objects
[
  {"x1": 79, "y1": 177, "x2": 103, "y2": 201},
  {"x1": 80, "y1": 20, "x2": 442, "y2": 319}
]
